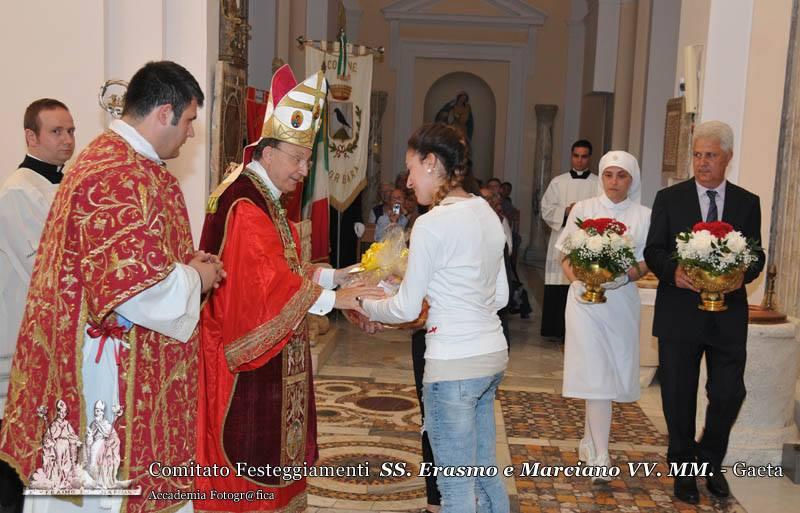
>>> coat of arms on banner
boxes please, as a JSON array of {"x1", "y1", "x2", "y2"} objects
[
  {"x1": 329, "y1": 101, "x2": 362, "y2": 157},
  {"x1": 328, "y1": 76, "x2": 362, "y2": 157},
  {"x1": 330, "y1": 101, "x2": 354, "y2": 140},
  {"x1": 306, "y1": 45, "x2": 373, "y2": 211}
]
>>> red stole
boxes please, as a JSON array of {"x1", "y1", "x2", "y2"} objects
[
  {"x1": 0, "y1": 131, "x2": 198, "y2": 513},
  {"x1": 196, "y1": 171, "x2": 321, "y2": 512}
]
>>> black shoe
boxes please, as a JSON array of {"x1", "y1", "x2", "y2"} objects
[
  {"x1": 674, "y1": 475, "x2": 699, "y2": 504},
  {"x1": 706, "y1": 467, "x2": 730, "y2": 498}
]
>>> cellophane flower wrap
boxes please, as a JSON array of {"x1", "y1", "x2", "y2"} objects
[
  {"x1": 561, "y1": 217, "x2": 637, "y2": 276},
  {"x1": 348, "y1": 225, "x2": 408, "y2": 285},
  {"x1": 343, "y1": 225, "x2": 428, "y2": 328},
  {"x1": 675, "y1": 221, "x2": 758, "y2": 275}
]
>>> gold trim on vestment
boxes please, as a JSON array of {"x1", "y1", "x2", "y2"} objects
[
  {"x1": 224, "y1": 279, "x2": 319, "y2": 370},
  {"x1": 95, "y1": 264, "x2": 175, "y2": 323},
  {"x1": 280, "y1": 327, "x2": 309, "y2": 467},
  {"x1": 206, "y1": 163, "x2": 245, "y2": 214},
  {"x1": 216, "y1": 172, "x2": 315, "y2": 493},
  {"x1": 300, "y1": 262, "x2": 319, "y2": 280}
]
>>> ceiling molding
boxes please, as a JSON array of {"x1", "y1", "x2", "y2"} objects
[
  {"x1": 383, "y1": 0, "x2": 547, "y2": 27},
  {"x1": 382, "y1": 0, "x2": 546, "y2": 76}
]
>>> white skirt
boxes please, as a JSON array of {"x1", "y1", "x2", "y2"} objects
[{"x1": 562, "y1": 281, "x2": 641, "y2": 402}]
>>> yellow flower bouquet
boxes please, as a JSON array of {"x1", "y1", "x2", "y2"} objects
[{"x1": 343, "y1": 226, "x2": 428, "y2": 329}]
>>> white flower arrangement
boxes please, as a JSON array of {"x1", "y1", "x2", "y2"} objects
[
  {"x1": 561, "y1": 218, "x2": 638, "y2": 276},
  {"x1": 675, "y1": 222, "x2": 758, "y2": 275}
]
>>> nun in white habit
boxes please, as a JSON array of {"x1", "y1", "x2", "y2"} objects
[{"x1": 555, "y1": 150, "x2": 651, "y2": 481}]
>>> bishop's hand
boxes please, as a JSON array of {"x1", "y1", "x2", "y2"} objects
[{"x1": 333, "y1": 264, "x2": 361, "y2": 286}]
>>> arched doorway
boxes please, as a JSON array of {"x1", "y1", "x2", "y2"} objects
[{"x1": 423, "y1": 72, "x2": 496, "y2": 182}]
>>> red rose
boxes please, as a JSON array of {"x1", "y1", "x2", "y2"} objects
[
  {"x1": 692, "y1": 221, "x2": 733, "y2": 239},
  {"x1": 607, "y1": 219, "x2": 627, "y2": 235},
  {"x1": 579, "y1": 219, "x2": 596, "y2": 232},
  {"x1": 579, "y1": 217, "x2": 627, "y2": 235}
]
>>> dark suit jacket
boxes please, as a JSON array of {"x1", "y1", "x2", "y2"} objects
[{"x1": 644, "y1": 178, "x2": 765, "y2": 340}]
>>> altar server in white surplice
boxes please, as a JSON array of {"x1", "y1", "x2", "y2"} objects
[
  {"x1": 555, "y1": 150, "x2": 650, "y2": 482},
  {"x1": 0, "y1": 99, "x2": 76, "y2": 412},
  {"x1": 0, "y1": 98, "x2": 75, "y2": 513},
  {"x1": 540, "y1": 139, "x2": 598, "y2": 339}
]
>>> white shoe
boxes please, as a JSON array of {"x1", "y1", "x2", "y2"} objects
[
  {"x1": 578, "y1": 437, "x2": 596, "y2": 463},
  {"x1": 589, "y1": 451, "x2": 612, "y2": 484}
]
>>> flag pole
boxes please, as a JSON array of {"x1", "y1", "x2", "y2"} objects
[{"x1": 336, "y1": 210, "x2": 342, "y2": 269}]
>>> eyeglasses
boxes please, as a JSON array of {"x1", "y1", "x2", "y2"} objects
[{"x1": 272, "y1": 145, "x2": 312, "y2": 169}]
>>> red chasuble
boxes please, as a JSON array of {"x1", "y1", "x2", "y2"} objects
[
  {"x1": 0, "y1": 131, "x2": 198, "y2": 513},
  {"x1": 196, "y1": 170, "x2": 322, "y2": 513}
]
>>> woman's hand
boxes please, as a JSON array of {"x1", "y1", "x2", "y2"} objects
[
  {"x1": 334, "y1": 286, "x2": 385, "y2": 315},
  {"x1": 601, "y1": 274, "x2": 629, "y2": 290},
  {"x1": 357, "y1": 316, "x2": 385, "y2": 334},
  {"x1": 628, "y1": 260, "x2": 649, "y2": 283}
]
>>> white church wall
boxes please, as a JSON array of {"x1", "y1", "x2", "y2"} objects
[
  {"x1": 698, "y1": 0, "x2": 754, "y2": 186},
  {"x1": 0, "y1": 0, "x2": 219, "y2": 244},
  {"x1": 0, "y1": 0, "x2": 107, "y2": 185}
]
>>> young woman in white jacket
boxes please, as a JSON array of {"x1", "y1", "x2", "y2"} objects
[{"x1": 362, "y1": 123, "x2": 510, "y2": 513}]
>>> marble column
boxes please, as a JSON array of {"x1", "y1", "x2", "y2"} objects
[
  {"x1": 524, "y1": 104, "x2": 558, "y2": 263},
  {"x1": 696, "y1": 320, "x2": 800, "y2": 465},
  {"x1": 360, "y1": 91, "x2": 389, "y2": 223},
  {"x1": 771, "y1": 3, "x2": 800, "y2": 319}
]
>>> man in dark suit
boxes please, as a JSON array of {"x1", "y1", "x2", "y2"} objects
[{"x1": 644, "y1": 120, "x2": 765, "y2": 504}]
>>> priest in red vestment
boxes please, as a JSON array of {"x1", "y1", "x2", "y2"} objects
[
  {"x1": 195, "y1": 65, "x2": 382, "y2": 513},
  {"x1": 0, "y1": 61, "x2": 223, "y2": 513}
]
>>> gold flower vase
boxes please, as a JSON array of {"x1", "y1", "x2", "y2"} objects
[
  {"x1": 684, "y1": 266, "x2": 745, "y2": 312},
  {"x1": 573, "y1": 263, "x2": 614, "y2": 304}
]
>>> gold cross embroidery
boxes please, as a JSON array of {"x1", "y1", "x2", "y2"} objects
[{"x1": 293, "y1": 72, "x2": 326, "y2": 113}]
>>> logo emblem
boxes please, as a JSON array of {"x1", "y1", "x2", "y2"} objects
[{"x1": 291, "y1": 111, "x2": 304, "y2": 128}]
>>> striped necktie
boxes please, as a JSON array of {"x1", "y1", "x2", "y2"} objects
[{"x1": 706, "y1": 190, "x2": 718, "y2": 222}]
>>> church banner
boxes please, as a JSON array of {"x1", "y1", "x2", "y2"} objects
[{"x1": 306, "y1": 44, "x2": 373, "y2": 212}]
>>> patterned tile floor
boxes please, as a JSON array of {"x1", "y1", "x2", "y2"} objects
[
  {"x1": 307, "y1": 264, "x2": 798, "y2": 512},
  {"x1": 510, "y1": 444, "x2": 745, "y2": 513},
  {"x1": 497, "y1": 389, "x2": 667, "y2": 447},
  {"x1": 309, "y1": 376, "x2": 743, "y2": 512}
]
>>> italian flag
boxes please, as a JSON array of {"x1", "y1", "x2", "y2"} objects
[{"x1": 302, "y1": 103, "x2": 330, "y2": 262}]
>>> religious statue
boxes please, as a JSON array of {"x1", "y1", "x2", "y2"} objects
[
  {"x1": 28, "y1": 399, "x2": 133, "y2": 491},
  {"x1": 435, "y1": 90, "x2": 474, "y2": 141},
  {"x1": 30, "y1": 400, "x2": 82, "y2": 489},
  {"x1": 84, "y1": 400, "x2": 127, "y2": 489}
]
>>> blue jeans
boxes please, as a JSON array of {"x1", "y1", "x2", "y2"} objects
[{"x1": 423, "y1": 372, "x2": 509, "y2": 513}]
